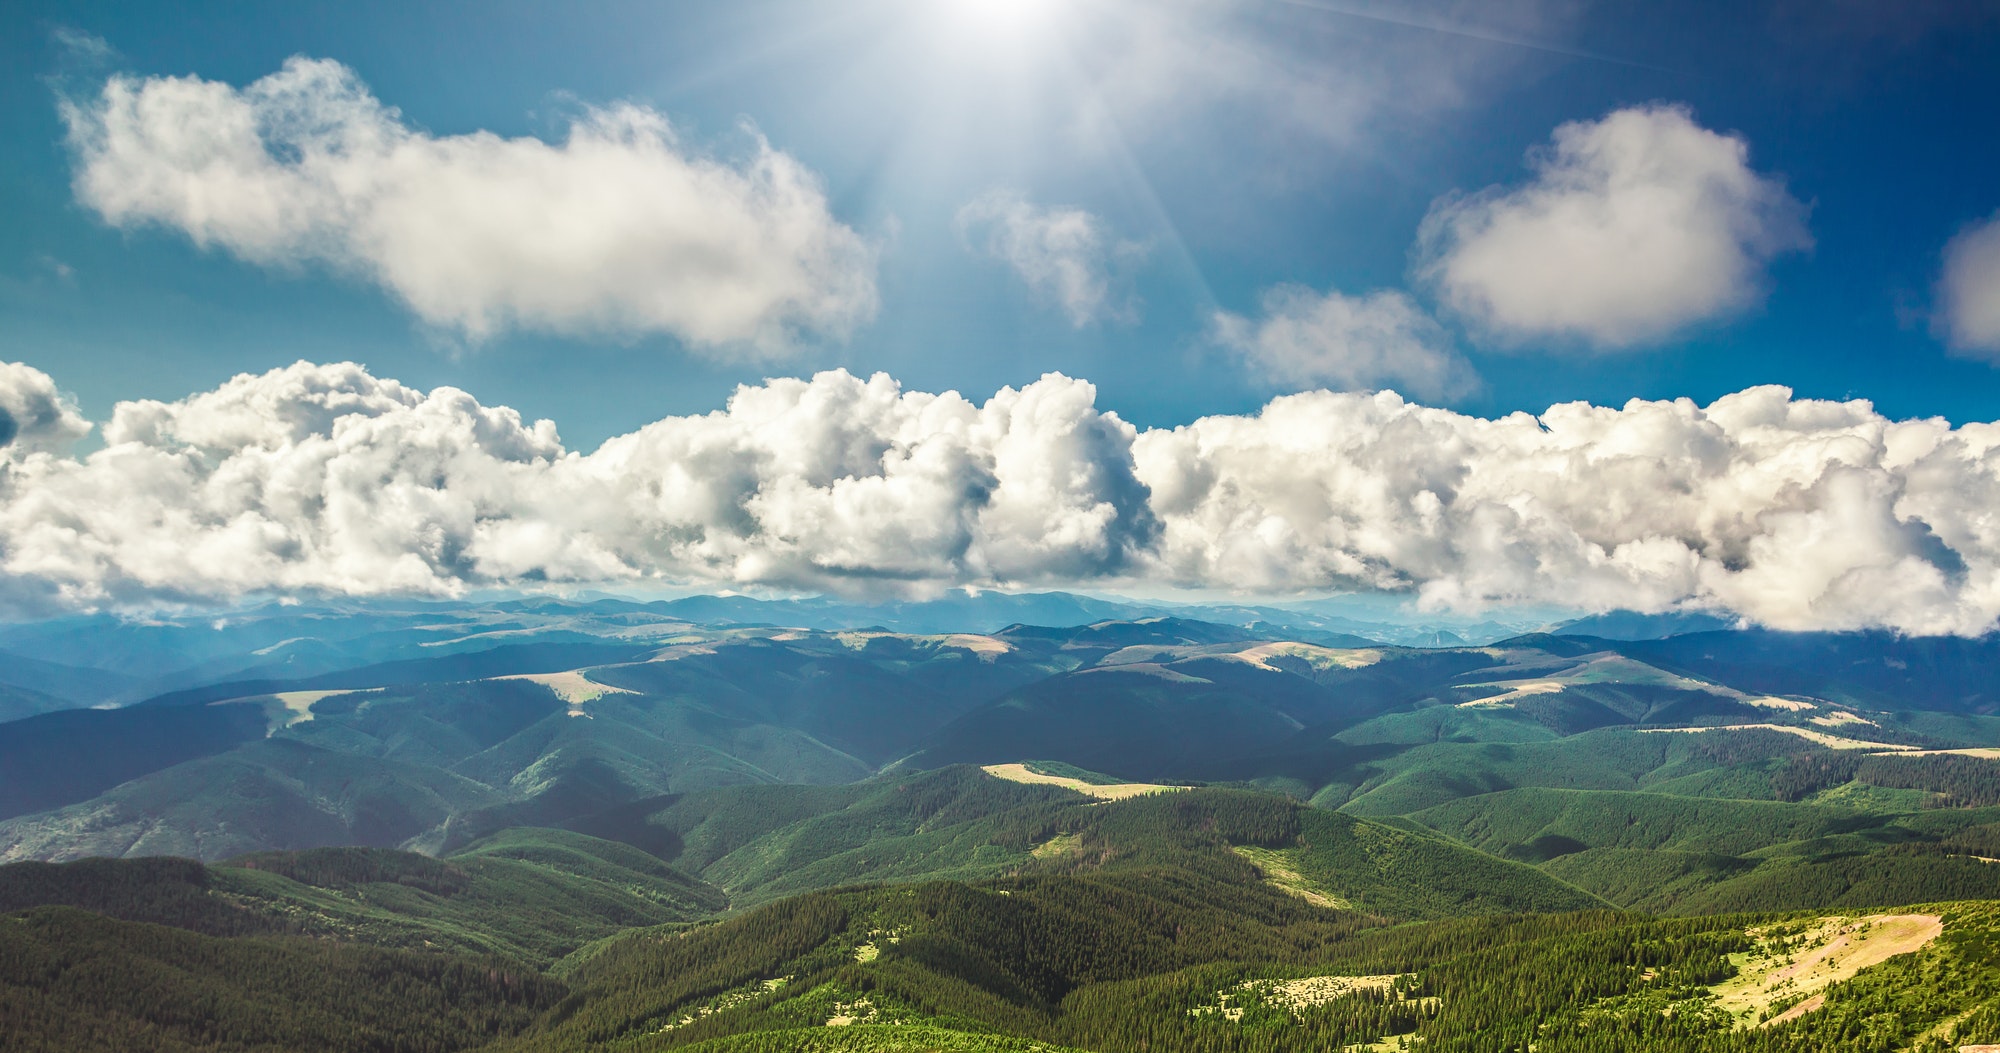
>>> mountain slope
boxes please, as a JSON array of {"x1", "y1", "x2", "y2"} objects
[
  {"x1": 0, "y1": 828, "x2": 726, "y2": 968},
  {"x1": 0, "y1": 907, "x2": 561, "y2": 1053},
  {"x1": 0, "y1": 701, "x2": 277, "y2": 822},
  {"x1": 563, "y1": 768, "x2": 1601, "y2": 918}
]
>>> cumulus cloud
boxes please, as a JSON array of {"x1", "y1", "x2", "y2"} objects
[
  {"x1": 1133, "y1": 388, "x2": 2000, "y2": 635},
  {"x1": 1418, "y1": 104, "x2": 1811, "y2": 348},
  {"x1": 59, "y1": 57, "x2": 876, "y2": 351},
  {"x1": 0, "y1": 363, "x2": 91, "y2": 456},
  {"x1": 1938, "y1": 211, "x2": 2000, "y2": 358},
  {"x1": 7, "y1": 359, "x2": 2000, "y2": 635},
  {"x1": 1213, "y1": 285, "x2": 1472, "y2": 399},
  {"x1": 0, "y1": 360, "x2": 1155, "y2": 612},
  {"x1": 956, "y1": 191, "x2": 1141, "y2": 326}
]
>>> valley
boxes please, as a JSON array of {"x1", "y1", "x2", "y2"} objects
[{"x1": 8, "y1": 597, "x2": 2000, "y2": 1049}]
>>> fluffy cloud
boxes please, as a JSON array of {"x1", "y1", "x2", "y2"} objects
[
  {"x1": 0, "y1": 363, "x2": 91, "y2": 456},
  {"x1": 60, "y1": 58, "x2": 876, "y2": 351},
  {"x1": 1418, "y1": 104, "x2": 1811, "y2": 348},
  {"x1": 1213, "y1": 286, "x2": 1472, "y2": 398},
  {"x1": 7, "y1": 359, "x2": 2000, "y2": 635},
  {"x1": 1134, "y1": 388, "x2": 2000, "y2": 635},
  {"x1": 1938, "y1": 211, "x2": 2000, "y2": 357},
  {"x1": 957, "y1": 191, "x2": 1140, "y2": 326},
  {"x1": 0, "y1": 361, "x2": 1155, "y2": 612}
]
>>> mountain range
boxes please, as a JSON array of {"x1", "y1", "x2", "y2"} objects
[{"x1": 8, "y1": 595, "x2": 2000, "y2": 1050}]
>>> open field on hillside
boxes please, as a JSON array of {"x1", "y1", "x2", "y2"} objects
[
  {"x1": 1710, "y1": 913, "x2": 1943, "y2": 1027},
  {"x1": 493, "y1": 669, "x2": 636, "y2": 708},
  {"x1": 980, "y1": 763, "x2": 1187, "y2": 800}
]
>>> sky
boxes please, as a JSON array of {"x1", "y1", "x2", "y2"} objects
[{"x1": 4, "y1": 0, "x2": 2000, "y2": 632}]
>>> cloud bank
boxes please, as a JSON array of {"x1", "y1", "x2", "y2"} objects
[
  {"x1": 956, "y1": 191, "x2": 1139, "y2": 326},
  {"x1": 1939, "y1": 211, "x2": 2000, "y2": 358},
  {"x1": 60, "y1": 57, "x2": 876, "y2": 351},
  {"x1": 1213, "y1": 285, "x2": 1471, "y2": 398},
  {"x1": 7, "y1": 359, "x2": 2000, "y2": 635},
  {"x1": 1420, "y1": 104, "x2": 1811, "y2": 348}
]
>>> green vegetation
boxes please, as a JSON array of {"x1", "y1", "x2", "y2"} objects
[
  {"x1": 0, "y1": 829, "x2": 725, "y2": 968},
  {"x1": 480, "y1": 880, "x2": 2000, "y2": 1053},
  {"x1": 0, "y1": 907, "x2": 560, "y2": 1053},
  {"x1": 572, "y1": 770, "x2": 1597, "y2": 917},
  {"x1": 1776, "y1": 751, "x2": 2000, "y2": 806},
  {"x1": 10, "y1": 620, "x2": 2000, "y2": 1049},
  {"x1": 13, "y1": 770, "x2": 2000, "y2": 1051}
]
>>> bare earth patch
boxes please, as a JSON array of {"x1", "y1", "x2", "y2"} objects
[
  {"x1": 981, "y1": 763, "x2": 1187, "y2": 801},
  {"x1": 1708, "y1": 913, "x2": 1943, "y2": 1028}
]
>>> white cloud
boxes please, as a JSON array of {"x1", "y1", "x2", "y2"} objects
[
  {"x1": 8, "y1": 359, "x2": 2000, "y2": 635},
  {"x1": 0, "y1": 363, "x2": 90, "y2": 456},
  {"x1": 1213, "y1": 285, "x2": 1472, "y2": 398},
  {"x1": 1133, "y1": 387, "x2": 2000, "y2": 635},
  {"x1": 1938, "y1": 211, "x2": 2000, "y2": 358},
  {"x1": 1418, "y1": 104, "x2": 1811, "y2": 348},
  {"x1": 956, "y1": 191, "x2": 1140, "y2": 326},
  {"x1": 59, "y1": 57, "x2": 876, "y2": 352},
  {"x1": 0, "y1": 361, "x2": 1155, "y2": 612}
]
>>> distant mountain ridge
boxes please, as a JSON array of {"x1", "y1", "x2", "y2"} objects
[{"x1": 6, "y1": 607, "x2": 2000, "y2": 1051}]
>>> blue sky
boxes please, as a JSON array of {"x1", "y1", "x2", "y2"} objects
[
  {"x1": 5, "y1": 0, "x2": 1999, "y2": 445},
  {"x1": 4, "y1": 0, "x2": 2000, "y2": 632}
]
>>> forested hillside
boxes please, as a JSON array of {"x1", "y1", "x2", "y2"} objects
[{"x1": 8, "y1": 606, "x2": 2000, "y2": 1049}]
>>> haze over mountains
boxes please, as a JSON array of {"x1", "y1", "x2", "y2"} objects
[
  {"x1": 9, "y1": 0, "x2": 2000, "y2": 1045},
  {"x1": 4, "y1": 593, "x2": 1999, "y2": 900},
  {"x1": 10, "y1": 593, "x2": 2000, "y2": 1050}
]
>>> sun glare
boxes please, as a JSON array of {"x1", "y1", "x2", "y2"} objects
[{"x1": 940, "y1": 0, "x2": 1065, "y2": 37}]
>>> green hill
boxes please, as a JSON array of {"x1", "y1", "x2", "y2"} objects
[
  {"x1": 0, "y1": 907, "x2": 560, "y2": 1053},
  {"x1": 1407, "y1": 787, "x2": 1877, "y2": 859},
  {"x1": 561, "y1": 768, "x2": 1600, "y2": 918},
  {"x1": 486, "y1": 877, "x2": 2000, "y2": 1053},
  {"x1": 0, "y1": 829, "x2": 726, "y2": 968},
  {"x1": 0, "y1": 738, "x2": 508, "y2": 863},
  {"x1": 1405, "y1": 787, "x2": 2000, "y2": 913},
  {"x1": 11, "y1": 777, "x2": 2000, "y2": 1052}
]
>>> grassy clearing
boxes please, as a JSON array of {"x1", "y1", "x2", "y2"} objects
[
  {"x1": 1229, "y1": 642, "x2": 1384, "y2": 672},
  {"x1": 980, "y1": 763, "x2": 1187, "y2": 801},
  {"x1": 1232, "y1": 845, "x2": 1351, "y2": 909},
  {"x1": 939, "y1": 634, "x2": 1013, "y2": 658},
  {"x1": 1031, "y1": 832, "x2": 1082, "y2": 860},
  {"x1": 492, "y1": 669, "x2": 635, "y2": 708},
  {"x1": 1707, "y1": 913, "x2": 1943, "y2": 1027},
  {"x1": 267, "y1": 690, "x2": 364, "y2": 726},
  {"x1": 1640, "y1": 724, "x2": 1915, "y2": 751},
  {"x1": 1194, "y1": 972, "x2": 1411, "y2": 1022}
]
